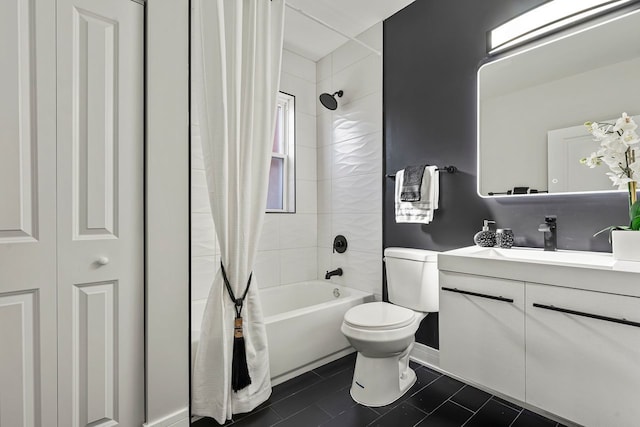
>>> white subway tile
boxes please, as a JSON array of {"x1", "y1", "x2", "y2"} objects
[
  {"x1": 332, "y1": 54, "x2": 381, "y2": 106},
  {"x1": 280, "y1": 247, "x2": 318, "y2": 284},
  {"x1": 280, "y1": 72, "x2": 316, "y2": 116},
  {"x1": 258, "y1": 214, "x2": 280, "y2": 251},
  {"x1": 316, "y1": 54, "x2": 332, "y2": 82},
  {"x1": 296, "y1": 179, "x2": 317, "y2": 214},
  {"x1": 296, "y1": 113, "x2": 317, "y2": 148},
  {"x1": 332, "y1": 40, "x2": 372, "y2": 74},
  {"x1": 317, "y1": 144, "x2": 332, "y2": 181},
  {"x1": 317, "y1": 110, "x2": 333, "y2": 147},
  {"x1": 254, "y1": 250, "x2": 281, "y2": 289},
  {"x1": 279, "y1": 214, "x2": 317, "y2": 249},
  {"x1": 296, "y1": 146, "x2": 317, "y2": 181},
  {"x1": 331, "y1": 250, "x2": 382, "y2": 295},
  {"x1": 282, "y1": 49, "x2": 316, "y2": 83},
  {"x1": 317, "y1": 248, "x2": 332, "y2": 283},
  {"x1": 317, "y1": 214, "x2": 332, "y2": 248},
  {"x1": 317, "y1": 179, "x2": 332, "y2": 214}
]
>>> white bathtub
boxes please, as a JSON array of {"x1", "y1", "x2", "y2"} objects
[{"x1": 191, "y1": 281, "x2": 374, "y2": 383}]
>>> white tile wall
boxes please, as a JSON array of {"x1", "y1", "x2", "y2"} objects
[
  {"x1": 332, "y1": 92, "x2": 383, "y2": 143},
  {"x1": 281, "y1": 247, "x2": 318, "y2": 284},
  {"x1": 333, "y1": 132, "x2": 382, "y2": 179},
  {"x1": 191, "y1": 48, "x2": 319, "y2": 302},
  {"x1": 332, "y1": 173, "x2": 381, "y2": 214},
  {"x1": 316, "y1": 22, "x2": 383, "y2": 298},
  {"x1": 279, "y1": 214, "x2": 317, "y2": 249}
]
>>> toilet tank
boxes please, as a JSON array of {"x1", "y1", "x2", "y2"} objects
[{"x1": 384, "y1": 247, "x2": 439, "y2": 312}]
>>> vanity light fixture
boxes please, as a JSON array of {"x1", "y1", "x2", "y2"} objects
[{"x1": 488, "y1": 0, "x2": 634, "y2": 54}]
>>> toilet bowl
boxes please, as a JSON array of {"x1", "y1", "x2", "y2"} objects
[
  {"x1": 340, "y1": 248, "x2": 439, "y2": 407},
  {"x1": 341, "y1": 301, "x2": 426, "y2": 406}
]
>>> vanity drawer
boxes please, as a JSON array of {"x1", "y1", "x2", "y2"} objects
[
  {"x1": 526, "y1": 283, "x2": 640, "y2": 427},
  {"x1": 439, "y1": 271, "x2": 525, "y2": 401}
]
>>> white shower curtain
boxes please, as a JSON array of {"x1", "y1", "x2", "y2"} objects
[{"x1": 191, "y1": 0, "x2": 285, "y2": 423}]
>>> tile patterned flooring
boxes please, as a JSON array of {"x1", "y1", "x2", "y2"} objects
[{"x1": 192, "y1": 353, "x2": 565, "y2": 427}]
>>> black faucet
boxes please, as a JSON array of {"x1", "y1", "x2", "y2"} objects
[
  {"x1": 538, "y1": 216, "x2": 557, "y2": 251},
  {"x1": 325, "y1": 268, "x2": 343, "y2": 280}
]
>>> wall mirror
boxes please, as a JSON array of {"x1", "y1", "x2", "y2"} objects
[{"x1": 477, "y1": 6, "x2": 640, "y2": 197}]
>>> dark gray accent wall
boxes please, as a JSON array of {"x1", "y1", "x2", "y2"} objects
[{"x1": 383, "y1": 0, "x2": 631, "y2": 349}]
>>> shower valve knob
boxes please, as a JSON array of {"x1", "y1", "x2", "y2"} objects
[{"x1": 333, "y1": 235, "x2": 348, "y2": 254}]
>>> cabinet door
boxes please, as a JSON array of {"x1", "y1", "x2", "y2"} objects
[
  {"x1": 439, "y1": 272, "x2": 525, "y2": 401},
  {"x1": 56, "y1": 0, "x2": 144, "y2": 425},
  {"x1": 0, "y1": 0, "x2": 58, "y2": 425},
  {"x1": 526, "y1": 283, "x2": 640, "y2": 427}
]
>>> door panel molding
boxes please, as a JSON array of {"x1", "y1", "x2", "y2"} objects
[
  {"x1": 73, "y1": 281, "x2": 118, "y2": 427},
  {"x1": 72, "y1": 8, "x2": 119, "y2": 240},
  {"x1": 0, "y1": 0, "x2": 38, "y2": 243},
  {"x1": 0, "y1": 291, "x2": 39, "y2": 427}
]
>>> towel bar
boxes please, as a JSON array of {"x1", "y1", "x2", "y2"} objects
[{"x1": 385, "y1": 165, "x2": 457, "y2": 178}]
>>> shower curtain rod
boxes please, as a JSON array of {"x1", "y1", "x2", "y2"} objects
[{"x1": 285, "y1": 4, "x2": 382, "y2": 56}]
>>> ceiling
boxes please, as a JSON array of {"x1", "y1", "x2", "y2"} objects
[{"x1": 283, "y1": 0, "x2": 416, "y2": 61}]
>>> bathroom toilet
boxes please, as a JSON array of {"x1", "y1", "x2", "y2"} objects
[{"x1": 341, "y1": 247, "x2": 439, "y2": 407}]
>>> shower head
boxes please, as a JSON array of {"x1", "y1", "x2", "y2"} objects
[{"x1": 319, "y1": 90, "x2": 344, "y2": 111}]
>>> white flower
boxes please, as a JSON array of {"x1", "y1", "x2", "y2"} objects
[
  {"x1": 607, "y1": 171, "x2": 633, "y2": 190},
  {"x1": 582, "y1": 152, "x2": 601, "y2": 168},
  {"x1": 583, "y1": 113, "x2": 638, "y2": 191},
  {"x1": 622, "y1": 129, "x2": 640, "y2": 146},
  {"x1": 614, "y1": 112, "x2": 638, "y2": 133},
  {"x1": 586, "y1": 121, "x2": 609, "y2": 139},
  {"x1": 602, "y1": 136, "x2": 628, "y2": 154}
]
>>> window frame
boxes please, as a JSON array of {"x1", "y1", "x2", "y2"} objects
[{"x1": 266, "y1": 91, "x2": 296, "y2": 213}]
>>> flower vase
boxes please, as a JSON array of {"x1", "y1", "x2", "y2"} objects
[{"x1": 612, "y1": 230, "x2": 640, "y2": 262}]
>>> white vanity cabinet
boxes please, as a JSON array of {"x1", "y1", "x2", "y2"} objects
[
  {"x1": 438, "y1": 246, "x2": 640, "y2": 427},
  {"x1": 439, "y1": 271, "x2": 526, "y2": 401},
  {"x1": 526, "y1": 283, "x2": 640, "y2": 427}
]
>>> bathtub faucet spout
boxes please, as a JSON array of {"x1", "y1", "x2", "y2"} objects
[{"x1": 325, "y1": 268, "x2": 343, "y2": 280}]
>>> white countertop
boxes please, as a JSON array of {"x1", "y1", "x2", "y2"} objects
[{"x1": 438, "y1": 246, "x2": 640, "y2": 298}]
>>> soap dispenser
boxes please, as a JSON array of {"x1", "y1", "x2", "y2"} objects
[{"x1": 474, "y1": 220, "x2": 496, "y2": 247}]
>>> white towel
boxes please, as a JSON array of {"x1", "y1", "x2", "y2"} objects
[{"x1": 394, "y1": 166, "x2": 439, "y2": 224}]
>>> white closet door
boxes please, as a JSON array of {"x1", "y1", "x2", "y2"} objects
[
  {"x1": 56, "y1": 0, "x2": 144, "y2": 426},
  {"x1": 0, "y1": 0, "x2": 58, "y2": 426}
]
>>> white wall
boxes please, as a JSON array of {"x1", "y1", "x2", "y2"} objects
[
  {"x1": 146, "y1": 0, "x2": 190, "y2": 425},
  {"x1": 191, "y1": 48, "x2": 319, "y2": 305},
  {"x1": 316, "y1": 23, "x2": 383, "y2": 297}
]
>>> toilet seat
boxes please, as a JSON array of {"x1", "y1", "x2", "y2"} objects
[{"x1": 344, "y1": 302, "x2": 416, "y2": 331}]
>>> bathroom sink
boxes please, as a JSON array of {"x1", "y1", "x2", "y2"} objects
[
  {"x1": 438, "y1": 246, "x2": 640, "y2": 297},
  {"x1": 461, "y1": 246, "x2": 616, "y2": 268}
]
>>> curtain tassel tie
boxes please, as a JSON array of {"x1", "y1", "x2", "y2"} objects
[{"x1": 222, "y1": 262, "x2": 253, "y2": 392}]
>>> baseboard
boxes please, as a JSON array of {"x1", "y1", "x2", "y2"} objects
[
  {"x1": 144, "y1": 408, "x2": 189, "y2": 427},
  {"x1": 410, "y1": 342, "x2": 440, "y2": 370}
]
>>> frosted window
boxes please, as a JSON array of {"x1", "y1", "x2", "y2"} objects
[
  {"x1": 266, "y1": 92, "x2": 295, "y2": 212},
  {"x1": 266, "y1": 158, "x2": 284, "y2": 210}
]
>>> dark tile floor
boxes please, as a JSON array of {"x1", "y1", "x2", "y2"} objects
[{"x1": 192, "y1": 353, "x2": 565, "y2": 427}]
